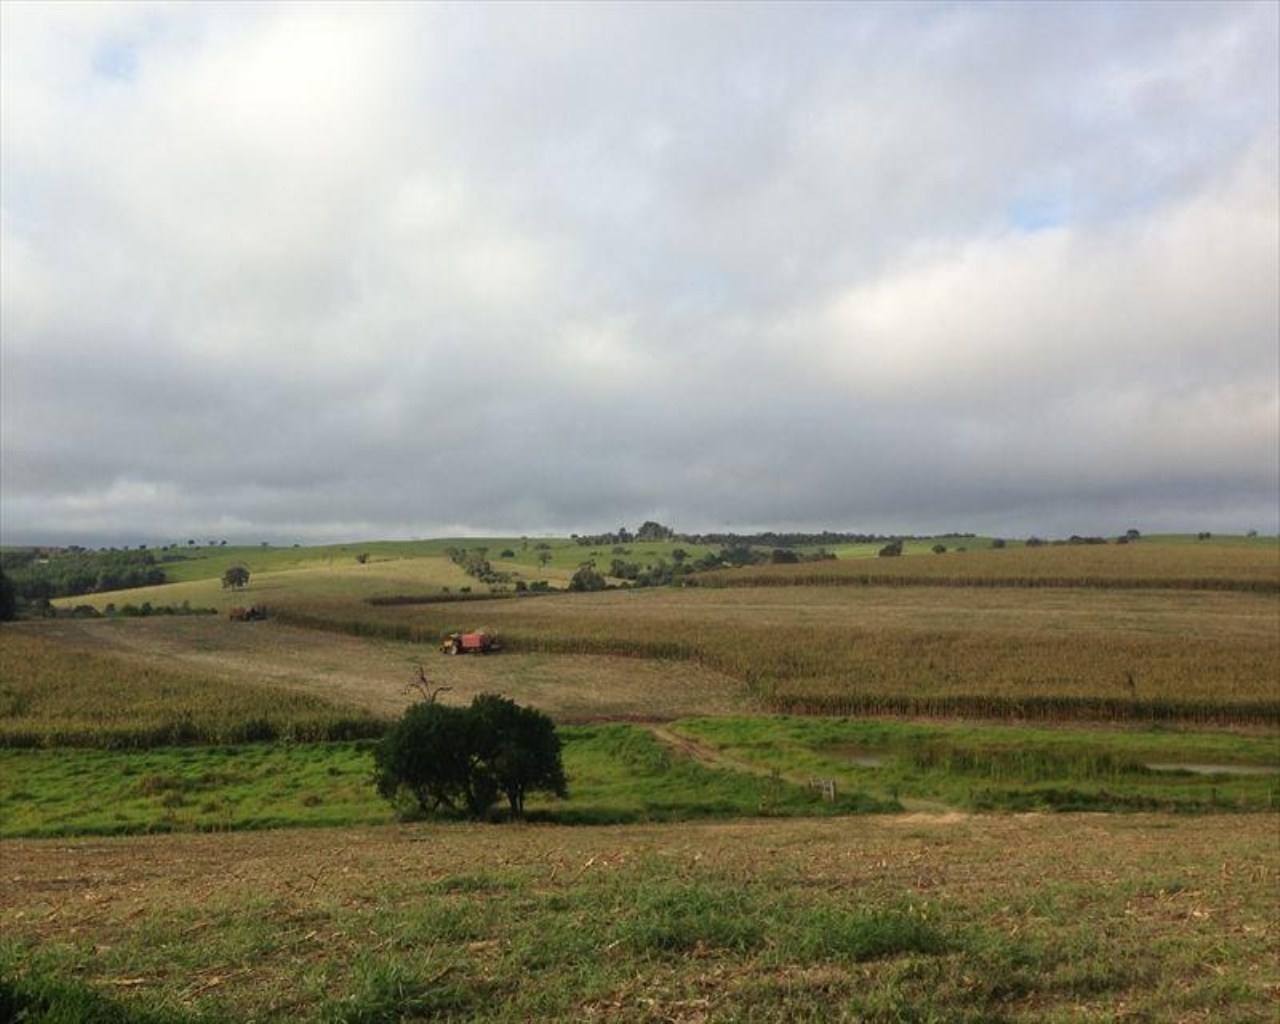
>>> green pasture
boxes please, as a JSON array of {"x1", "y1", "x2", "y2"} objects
[
  {"x1": 145, "y1": 536, "x2": 714, "y2": 585},
  {"x1": 0, "y1": 742, "x2": 385, "y2": 837},
  {"x1": 0, "y1": 725, "x2": 890, "y2": 839},
  {"x1": 5, "y1": 717, "x2": 1275, "y2": 839},
  {"x1": 53, "y1": 554, "x2": 485, "y2": 613},
  {"x1": 673, "y1": 717, "x2": 1280, "y2": 813},
  {"x1": 150, "y1": 539, "x2": 485, "y2": 583}
]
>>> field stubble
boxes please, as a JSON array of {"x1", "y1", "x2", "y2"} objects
[{"x1": 1, "y1": 814, "x2": 1275, "y2": 1021}]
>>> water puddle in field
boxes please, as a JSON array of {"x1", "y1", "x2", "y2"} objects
[
  {"x1": 826, "y1": 746, "x2": 1279, "y2": 777},
  {"x1": 823, "y1": 745, "x2": 887, "y2": 768},
  {"x1": 1143, "y1": 763, "x2": 1280, "y2": 776}
]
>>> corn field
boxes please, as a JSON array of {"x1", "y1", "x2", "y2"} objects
[
  {"x1": 270, "y1": 580, "x2": 1280, "y2": 727},
  {"x1": 0, "y1": 629, "x2": 386, "y2": 748},
  {"x1": 692, "y1": 541, "x2": 1280, "y2": 592}
]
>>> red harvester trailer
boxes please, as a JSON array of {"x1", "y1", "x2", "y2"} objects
[{"x1": 439, "y1": 631, "x2": 497, "y2": 655}]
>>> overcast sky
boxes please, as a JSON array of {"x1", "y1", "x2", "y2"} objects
[{"x1": 2, "y1": 1, "x2": 1277, "y2": 546}]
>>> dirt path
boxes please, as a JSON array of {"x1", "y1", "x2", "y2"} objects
[{"x1": 647, "y1": 725, "x2": 810, "y2": 784}]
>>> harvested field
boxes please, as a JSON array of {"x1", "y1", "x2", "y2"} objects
[{"x1": 2, "y1": 814, "x2": 1275, "y2": 1021}]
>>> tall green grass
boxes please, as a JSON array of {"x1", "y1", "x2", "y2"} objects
[
  {"x1": 0, "y1": 725, "x2": 895, "y2": 839},
  {"x1": 673, "y1": 717, "x2": 1280, "y2": 813}
]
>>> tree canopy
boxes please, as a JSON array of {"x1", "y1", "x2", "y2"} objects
[
  {"x1": 374, "y1": 694, "x2": 566, "y2": 820},
  {"x1": 221, "y1": 565, "x2": 250, "y2": 589},
  {"x1": 0, "y1": 548, "x2": 166, "y2": 600}
]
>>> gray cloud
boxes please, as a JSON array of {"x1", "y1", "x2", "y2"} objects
[{"x1": 2, "y1": 1, "x2": 1277, "y2": 546}]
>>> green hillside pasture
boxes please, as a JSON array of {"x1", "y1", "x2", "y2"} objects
[
  {"x1": 0, "y1": 726, "x2": 887, "y2": 839},
  {"x1": 54, "y1": 556, "x2": 484, "y2": 614},
  {"x1": 2, "y1": 814, "x2": 1276, "y2": 1021},
  {"x1": 54, "y1": 550, "x2": 588, "y2": 615},
  {"x1": 672, "y1": 717, "x2": 1280, "y2": 814},
  {"x1": 149, "y1": 539, "x2": 478, "y2": 584},
  {"x1": 271, "y1": 584, "x2": 1280, "y2": 724},
  {"x1": 144, "y1": 536, "x2": 648, "y2": 589},
  {"x1": 0, "y1": 627, "x2": 385, "y2": 748},
  {"x1": 695, "y1": 537, "x2": 1280, "y2": 591}
]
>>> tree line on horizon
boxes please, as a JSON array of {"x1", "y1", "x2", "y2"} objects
[
  {"x1": 0, "y1": 548, "x2": 168, "y2": 604},
  {"x1": 572, "y1": 522, "x2": 977, "y2": 549}
]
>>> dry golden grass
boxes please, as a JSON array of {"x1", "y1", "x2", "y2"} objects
[
  {"x1": 273, "y1": 584, "x2": 1280, "y2": 720},
  {"x1": 36, "y1": 537, "x2": 1280, "y2": 726},
  {"x1": 698, "y1": 539, "x2": 1280, "y2": 589},
  {"x1": 0, "y1": 626, "x2": 386, "y2": 747},
  {"x1": 8, "y1": 617, "x2": 750, "y2": 724}
]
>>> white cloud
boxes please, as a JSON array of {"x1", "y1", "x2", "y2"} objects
[
  {"x1": 812, "y1": 136, "x2": 1278, "y2": 409},
  {"x1": 1, "y1": 1, "x2": 1276, "y2": 543}
]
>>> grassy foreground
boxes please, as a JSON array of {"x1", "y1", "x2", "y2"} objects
[
  {"x1": 3, "y1": 814, "x2": 1276, "y2": 1022},
  {"x1": 0, "y1": 726, "x2": 897, "y2": 839}
]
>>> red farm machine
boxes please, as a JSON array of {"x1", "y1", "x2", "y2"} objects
[{"x1": 439, "y1": 631, "x2": 498, "y2": 655}]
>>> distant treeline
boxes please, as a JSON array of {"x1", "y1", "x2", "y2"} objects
[
  {"x1": 0, "y1": 548, "x2": 168, "y2": 601},
  {"x1": 679, "y1": 530, "x2": 973, "y2": 548},
  {"x1": 573, "y1": 522, "x2": 975, "y2": 548}
]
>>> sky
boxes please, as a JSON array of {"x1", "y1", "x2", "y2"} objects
[{"x1": 2, "y1": 0, "x2": 1277, "y2": 546}]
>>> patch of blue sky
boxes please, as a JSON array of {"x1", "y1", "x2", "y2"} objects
[
  {"x1": 91, "y1": 40, "x2": 138, "y2": 83},
  {"x1": 1006, "y1": 195, "x2": 1071, "y2": 233}
]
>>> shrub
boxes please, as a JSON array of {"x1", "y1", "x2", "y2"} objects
[{"x1": 568, "y1": 566, "x2": 607, "y2": 592}]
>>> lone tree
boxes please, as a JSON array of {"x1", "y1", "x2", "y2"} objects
[
  {"x1": 221, "y1": 565, "x2": 250, "y2": 589},
  {"x1": 374, "y1": 693, "x2": 566, "y2": 821}
]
